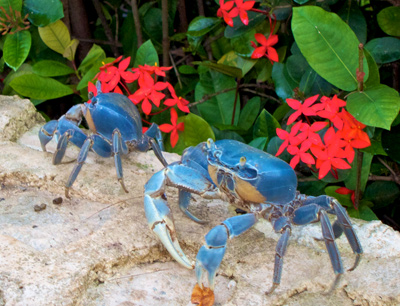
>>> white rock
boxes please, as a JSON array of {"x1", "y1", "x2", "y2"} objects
[{"x1": 0, "y1": 95, "x2": 399, "y2": 305}]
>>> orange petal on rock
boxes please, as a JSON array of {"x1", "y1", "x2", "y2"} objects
[{"x1": 191, "y1": 284, "x2": 215, "y2": 306}]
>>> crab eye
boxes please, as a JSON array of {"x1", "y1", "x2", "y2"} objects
[
  {"x1": 239, "y1": 156, "x2": 246, "y2": 166},
  {"x1": 214, "y1": 150, "x2": 221, "y2": 158},
  {"x1": 206, "y1": 138, "x2": 214, "y2": 149}
]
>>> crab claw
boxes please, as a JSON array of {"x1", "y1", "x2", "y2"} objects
[
  {"x1": 144, "y1": 195, "x2": 193, "y2": 269},
  {"x1": 144, "y1": 170, "x2": 193, "y2": 269}
]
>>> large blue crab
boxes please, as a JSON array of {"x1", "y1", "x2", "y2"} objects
[
  {"x1": 39, "y1": 85, "x2": 167, "y2": 198},
  {"x1": 144, "y1": 139, "x2": 362, "y2": 295}
]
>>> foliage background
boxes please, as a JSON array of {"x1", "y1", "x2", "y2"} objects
[{"x1": 1, "y1": 0, "x2": 400, "y2": 230}]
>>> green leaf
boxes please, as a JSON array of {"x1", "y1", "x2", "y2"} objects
[
  {"x1": 32, "y1": 60, "x2": 74, "y2": 76},
  {"x1": 78, "y1": 44, "x2": 106, "y2": 73},
  {"x1": 10, "y1": 74, "x2": 74, "y2": 99},
  {"x1": 178, "y1": 65, "x2": 197, "y2": 74},
  {"x1": 225, "y1": 11, "x2": 265, "y2": 38},
  {"x1": 238, "y1": 97, "x2": 261, "y2": 131},
  {"x1": 364, "y1": 181, "x2": 400, "y2": 209},
  {"x1": 62, "y1": 38, "x2": 79, "y2": 61},
  {"x1": 134, "y1": 39, "x2": 159, "y2": 67},
  {"x1": 325, "y1": 186, "x2": 353, "y2": 208},
  {"x1": 218, "y1": 51, "x2": 257, "y2": 77},
  {"x1": 382, "y1": 124, "x2": 400, "y2": 163},
  {"x1": 298, "y1": 180, "x2": 327, "y2": 197},
  {"x1": 267, "y1": 136, "x2": 291, "y2": 162},
  {"x1": 195, "y1": 70, "x2": 240, "y2": 125},
  {"x1": 3, "y1": 30, "x2": 31, "y2": 71},
  {"x1": 23, "y1": 0, "x2": 64, "y2": 27},
  {"x1": 0, "y1": 0, "x2": 21, "y2": 14},
  {"x1": 253, "y1": 109, "x2": 280, "y2": 139},
  {"x1": 292, "y1": 6, "x2": 368, "y2": 91},
  {"x1": 365, "y1": 37, "x2": 400, "y2": 64},
  {"x1": 343, "y1": 152, "x2": 373, "y2": 191},
  {"x1": 142, "y1": 8, "x2": 163, "y2": 45},
  {"x1": 299, "y1": 67, "x2": 335, "y2": 97},
  {"x1": 346, "y1": 85, "x2": 400, "y2": 130},
  {"x1": 187, "y1": 16, "x2": 220, "y2": 37},
  {"x1": 364, "y1": 49, "x2": 380, "y2": 88},
  {"x1": 271, "y1": 62, "x2": 296, "y2": 100},
  {"x1": 230, "y1": 28, "x2": 256, "y2": 57},
  {"x1": 248, "y1": 137, "x2": 268, "y2": 150},
  {"x1": 253, "y1": 58, "x2": 272, "y2": 82},
  {"x1": 347, "y1": 203, "x2": 378, "y2": 221},
  {"x1": 338, "y1": 0, "x2": 367, "y2": 44},
  {"x1": 182, "y1": 113, "x2": 215, "y2": 147},
  {"x1": 286, "y1": 54, "x2": 309, "y2": 83},
  {"x1": 77, "y1": 57, "x2": 115, "y2": 90},
  {"x1": 377, "y1": 6, "x2": 400, "y2": 37},
  {"x1": 195, "y1": 60, "x2": 242, "y2": 78},
  {"x1": 38, "y1": 20, "x2": 71, "y2": 55}
]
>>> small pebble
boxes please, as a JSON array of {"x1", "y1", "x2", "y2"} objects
[
  {"x1": 0, "y1": 198, "x2": 5, "y2": 202},
  {"x1": 53, "y1": 197, "x2": 63, "y2": 205},
  {"x1": 34, "y1": 203, "x2": 46, "y2": 212}
]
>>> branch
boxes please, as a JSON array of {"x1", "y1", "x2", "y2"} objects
[
  {"x1": 162, "y1": 0, "x2": 170, "y2": 68},
  {"x1": 91, "y1": 0, "x2": 119, "y2": 56},
  {"x1": 130, "y1": 0, "x2": 143, "y2": 47}
]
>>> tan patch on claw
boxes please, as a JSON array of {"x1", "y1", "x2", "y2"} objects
[{"x1": 191, "y1": 283, "x2": 215, "y2": 306}]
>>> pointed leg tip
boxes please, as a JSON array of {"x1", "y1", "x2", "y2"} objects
[
  {"x1": 348, "y1": 254, "x2": 361, "y2": 272},
  {"x1": 265, "y1": 283, "x2": 278, "y2": 295},
  {"x1": 65, "y1": 188, "x2": 71, "y2": 199}
]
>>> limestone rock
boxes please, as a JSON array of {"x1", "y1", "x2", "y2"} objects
[{"x1": 0, "y1": 96, "x2": 399, "y2": 306}]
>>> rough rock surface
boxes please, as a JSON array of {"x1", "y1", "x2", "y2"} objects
[{"x1": 0, "y1": 95, "x2": 399, "y2": 306}]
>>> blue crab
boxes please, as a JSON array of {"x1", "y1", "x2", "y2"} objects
[
  {"x1": 39, "y1": 84, "x2": 168, "y2": 198},
  {"x1": 144, "y1": 139, "x2": 362, "y2": 295}
]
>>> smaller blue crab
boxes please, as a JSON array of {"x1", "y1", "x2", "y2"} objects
[
  {"x1": 144, "y1": 139, "x2": 362, "y2": 296},
  {"x1": 39, "y1": 83, "x2": 167, "y2": 198}
]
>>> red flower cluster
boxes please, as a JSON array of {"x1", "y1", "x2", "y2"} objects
[
  {"x1": 276, "y1": 95, "x2": 371, "y2": 179},
  {"x1": 217, "y1": 0, "x2": 255, "y2": 27},
  {"x1": 89, "y1": 57, "x2": 190, "y2": 148}
]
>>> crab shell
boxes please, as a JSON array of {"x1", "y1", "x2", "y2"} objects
[
  {"x1": 83, "y1": 93, "x2": 143, "y2": 142},
  {"x1": 205, "y1": 139, "x2": 298, "y2": 205}
]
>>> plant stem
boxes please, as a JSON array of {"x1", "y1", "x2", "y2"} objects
[
  {"x1": 130, "y1": 0, "x2": 143, "y2": 47},
  {"x1": 91, "y1": 0, "x2": 119, "y2": 57},
  {"x1": 358, "y1": 43, "x2": 364, "y2": 92},
  {"x1": 162, "y1": 0, "x2": 170, "y2": 68},
  {"x1": 354, "y1": 150, "x2": 363, "y2": 210},
  {"x1": 231, "y1": 79, "x2": 240, "y2": 125}
]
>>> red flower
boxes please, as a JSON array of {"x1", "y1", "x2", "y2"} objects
[
  {"x1": 217, "y1": 0, "x2": 238, "y2": 27},
  {"x1": 276, "y1": 121, "x2": 306, "y2": 156},
  {"x1": 129, "y1": 75, "x2": 168, "y2": 115},
  {"x1": 163, "y1": 83, "x2": 190, "y2": 113},
  {"x1": 251, "y1": 33, "x2": 279, "y2": 63},
  {"x1": 139, "y1": 63, "x2": 172, "y2": 77},
  {"x1": 298, "y1": 121, "x2": 327, "y2": 145},
  {"x1": 317, "y1": 95, "x2": 346, "y2": 130},
  {"x1": 287, "y1": 140, "x2": 315, "y2": 169},
  {"x1": 336, "y1": 187, "x2": 356, "y2": 207},
  {"x1": 286, "y1": 95, "x2": 319, "y2": 125},
  {"x1": 311, "y1": 127, "x2": 351, "y2": 179},
  {"x1": 159, "y1": 108, "x2": 184, "y2": 148},
  {"x1": 96, "y1": 56, "x2": 135, "y2": 92},
  {"x1": 233, "y1": 0, "x2": 255, "y2": 26}
]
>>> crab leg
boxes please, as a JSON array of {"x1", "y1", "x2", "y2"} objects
[
  {"x1": 292, "y1": 204, "x2": 344, "y2": 292},
  {"x1": 65, "y1": 137, "x2": 93, "y2": 198},
  {"x1": 195, "y1": 213, "x2": 258, "y2": 290},
  {"x1": 265, "y1": 215, "x2": 292, "y2": 294},
  {"x1": 144, "y1": 163, "x2": 218, "y2": 269},
  {"x1": 304, "y1": 195, "x2": 363, "y2": 270},
  {"x1": 145, "y1": 123, "x2": 168, "y2": 167},
  {"x1": 112, "y1": 129, "x2": 129, "y2": 193},
  {"x1": 39, "y1": 120, "x2": 58, "y2": 151},
  {"x1": 330, "y1": 198, "x2": 363, "y2": 271}
]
